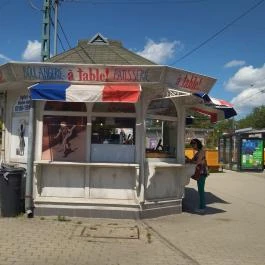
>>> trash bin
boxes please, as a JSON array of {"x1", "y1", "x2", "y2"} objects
[{"x1": 0, "y1": 165, "x2": 26, "y2": 217}]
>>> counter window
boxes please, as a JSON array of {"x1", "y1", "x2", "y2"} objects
[
  {"x1": 146, "y1": 98, "x2": 178, "y2": 158},
  {"x1": 91, "y1": 102, "x2": 136, "y2": 163},
  {"x1": 91, "y1": 117, "x2": 135, "y2": 145}
]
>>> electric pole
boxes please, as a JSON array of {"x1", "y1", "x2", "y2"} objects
[
  {"x1": 41, "y1": 0, "x2": 61, "y2": 61},
  {"x1": 41, "y1": 0, "x2": 51, "y2": 61},
  {"x1": 54, "y1": 0, "x2": 59, "y2": 56}
]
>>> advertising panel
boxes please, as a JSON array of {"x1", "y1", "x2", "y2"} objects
[
  {"x1": 42, "y1": 115, "x2": 87, "y2": 162},
  {"x1": 240, "y1": 138, "x2": 264, "y2": 171},
  {"x1": 10, "y1": 116, "x2": 29, "y2": 162}
]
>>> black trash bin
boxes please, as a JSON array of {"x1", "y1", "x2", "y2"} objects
[{"x1": 0, "y1": 165, "x2": 26, "y2": 217}]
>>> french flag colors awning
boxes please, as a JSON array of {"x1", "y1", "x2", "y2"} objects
[
  {"x1": 29, "y1": 83, "x2": 141, "y2": 103},
  {"x1": 191, "y1": 92, "x2": 237, "y2": 123}
]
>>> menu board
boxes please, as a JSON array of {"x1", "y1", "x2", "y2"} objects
[{"x1": 240, "y1": 138, "x2": 264, "y2": 170}]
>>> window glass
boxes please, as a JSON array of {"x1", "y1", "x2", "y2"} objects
[
  {"x1": 92, "y1": 102, "x2": 135, "y2": 113},
  {"x1": 145, "y1": 98, "x2": 177, "y2": 158},
  {"x1": 42, "y1": 115, "x2": 87, "y2": 161},
  {"x1": 44, "y1": 101, "x2": 87, "y2": 112},
  {"x1": 146, "y1": 119, "x2": 177, "y2": 158},
  {"x1": 91, "y1": 117, "x2": 135, "y2": 145}
]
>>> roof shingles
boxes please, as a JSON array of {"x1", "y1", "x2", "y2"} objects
[{"x1": 47, "y1": 34, "x2": 156, "y2": 65}]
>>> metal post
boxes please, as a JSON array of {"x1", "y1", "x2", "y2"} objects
[
  {"x1": 41, "y1": 0, "x2": 51, "y2": 61},
  {"x1": 54, "y1": 0, "x2": 59, "y2": 56},
  {"x1": 25, "y1": 100, "x2": 35, "y2": 218},
  {"x1": 0, "y1": 91, "x2": 7, "y2": 163}
]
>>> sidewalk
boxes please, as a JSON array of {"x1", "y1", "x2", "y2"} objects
[{"x1": 0, "y1": 170, "x2": 265, "y2": 265}]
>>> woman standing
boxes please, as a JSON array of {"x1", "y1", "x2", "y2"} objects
[{"x1": 187, "y1": 138, "x2": 208, "y2": 214}]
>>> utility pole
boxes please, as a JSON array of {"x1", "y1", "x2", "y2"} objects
[
  {"x1": 41, "y1": 0, "x2": 51, "y2": 61},
  {"x1": 54, "y1": 0, "x2": 59, "y2": 56}
]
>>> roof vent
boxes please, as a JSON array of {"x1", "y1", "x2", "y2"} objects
[{"x1": 89, "y1": 33, "x2": 108, "y2": 45}]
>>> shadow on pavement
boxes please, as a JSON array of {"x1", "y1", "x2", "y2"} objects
[{"x1": 182, "y1": 187, "x2": 229, "y2": 215}]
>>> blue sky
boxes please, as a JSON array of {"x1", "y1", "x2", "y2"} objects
[{"x1": 1, "y1": 0, "x2": 265, "y2": 119}]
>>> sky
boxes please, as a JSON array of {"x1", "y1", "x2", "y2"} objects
[{"x1": 1, "y1": 0, "x2": 265, "y2": 119}]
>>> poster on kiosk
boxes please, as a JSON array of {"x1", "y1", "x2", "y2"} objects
[{"x1": 240, "y1": 138, "x2": 264, "y2": 171}]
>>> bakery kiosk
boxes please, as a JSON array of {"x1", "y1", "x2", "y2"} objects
[{"x1": 0, "y1": 36, "x2": 218, "y2": 218}]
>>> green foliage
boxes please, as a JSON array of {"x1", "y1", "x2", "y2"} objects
[
  {"x1": 188, "y1": 106, "x2": 265, "y2": 148},
  {"x1": 237, "y1": 106, "x2": 265, "y2": 129}
]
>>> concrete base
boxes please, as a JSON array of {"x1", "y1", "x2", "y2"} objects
[{"x1": 33, "y1": 198, "x2": 183, "y2": 219}]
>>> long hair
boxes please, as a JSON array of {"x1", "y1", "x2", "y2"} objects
[{"x1": 190, "y1": 138, "x2": 203, "y2": 150}]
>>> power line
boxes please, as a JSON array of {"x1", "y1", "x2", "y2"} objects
[
  {"x1": 57, "y1": 19, "x2": 72, "y2": 50},
  {"x1": 171, "y1": 0, "x2": 265, "y2": 64},
  {"x1": 50, "y1": 4, "x2": 72, "y2": 50},
  {"x1": 28, "y1": 0, "x2": 41, "y2": 11},
  {"x1": 237, "y1": 87, "x2": 265, "y2": 106},
  {"x1": 62, "y1": 0, "x2": 207, "y2": 4},
  {"x1": 49, "y1": 11, "x2": 67, "y2": 52}
]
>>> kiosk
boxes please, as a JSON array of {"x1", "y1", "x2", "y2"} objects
[{"x1": 0, "y1": 34, "x2": 235, "y2": 218}]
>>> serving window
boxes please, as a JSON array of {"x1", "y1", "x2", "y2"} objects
[
  {"x1": 91, "y1": 117, "x2": 135, "y2": 145},
  {"x1": 145, "y1": 99, "x2": 178, "y2": 158},
  {"x1": 91, "y1": 102, "x2": 136, "y2": 163}
]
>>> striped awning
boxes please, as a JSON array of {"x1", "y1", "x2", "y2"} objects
[
  {"x1": 191, "y1": 92, "x2": 237, "y2": 122},
  {"x1": 29, "y1": 83, "x2": 141, "y2": 103}
]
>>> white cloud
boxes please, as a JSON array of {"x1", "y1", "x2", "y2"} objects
[
  {"x1": 0, "y1": 53, "x2": 12, "y2": 63},
  {"x1": 224, "y1": 60, "x2": 246, "y2": 68},
  {"x1": 225, "y1": 64, "x2": 265, "y2": 117},
  {"x1": 22, "y1": 40, "x2": 41, "y2": 62},
  {"x1": 231, "y1": 86, "x2": 265, "y2": 118},
  {"x1": 225, "y1": 64, "x2": 265, "y2": 92},
  {"x1": 136, "y1": 39, "x2": 183, "y2": 64}
]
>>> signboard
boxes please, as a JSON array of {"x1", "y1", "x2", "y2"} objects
[
  {"x1": 0, "y1": 63, "x2": 217, "y2": 94},
  {"x1": 240, "y1": 138, "x2": 264, "y2": 171},
  {"x1": 13, "y1": 95, "x2": 30, "y2": 113}
]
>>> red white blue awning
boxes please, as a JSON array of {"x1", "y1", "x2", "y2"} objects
[
  {"x1": 191, "y1": 92, "x2": 237, "y2": 122},
  {"x1": 29, "y1": 83, "x2": 141, "y2": 103}
]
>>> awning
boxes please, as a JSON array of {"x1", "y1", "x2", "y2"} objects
[
  {"x1": 29, "y1": 83, "x2": 141, "y2": 103},
  {"x1": 191, "y1": 93, "x2": 237, "y2": 123}
]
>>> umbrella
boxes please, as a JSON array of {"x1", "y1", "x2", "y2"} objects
[{"x1": 191, "y1": 92, "x2": 237, "y2": 123}]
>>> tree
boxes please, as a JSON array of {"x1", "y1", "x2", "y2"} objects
[{"x1": 237, "y1": 106, "x2": 265, "y2": 129}]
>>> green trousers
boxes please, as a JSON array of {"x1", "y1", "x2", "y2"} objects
[{"x1": 197, "y1": 175, "x2": 207, "y2": 209}]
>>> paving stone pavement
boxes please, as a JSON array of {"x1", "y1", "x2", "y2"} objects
[{"x1": 0, "y1": 169, "x2": 265, "y2": 265}]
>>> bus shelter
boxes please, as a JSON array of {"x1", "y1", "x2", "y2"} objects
[{"x1": 219, "y1": 128, "x2": 265, "y2": 171}]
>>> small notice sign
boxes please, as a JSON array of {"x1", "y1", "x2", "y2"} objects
[{"x1": 13, "y1": 95, "x2": 30, "y2": 113}]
